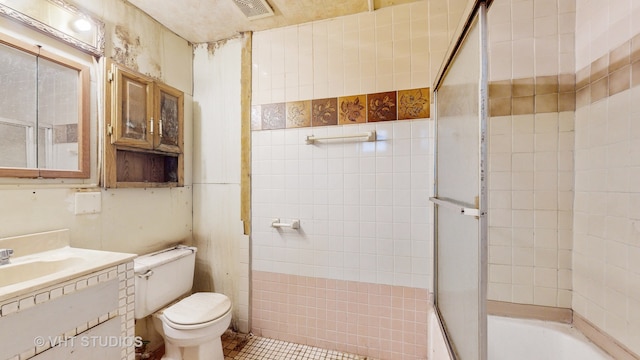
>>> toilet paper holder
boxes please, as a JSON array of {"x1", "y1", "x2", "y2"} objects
[{"x1": 271, "y1": 218, "x2": 300, "y2": 230}]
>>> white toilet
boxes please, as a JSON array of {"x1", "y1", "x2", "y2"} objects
[{"x1": 134, "y1": 245, "x2": 232, "y2": 360}]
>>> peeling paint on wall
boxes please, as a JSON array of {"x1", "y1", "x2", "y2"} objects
[
  {"x1": 113, "y1": 25, "x2": 142, "y2": 72},
  {"x1": 202, "y1": 33, "x2": 245, "y2": 57}
]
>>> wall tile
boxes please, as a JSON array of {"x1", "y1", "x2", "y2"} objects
[
  {"x1": 311, "y1": 98, "x2": 338, "y2": 127},
  {"x1": 262, "y1": 103, "x2": 286, "y2": 130},
  {"x1": 367, "y1": 91, "x2": 398, "y2": 122},
  {"x1": 338, "y1": 95, "x2": 367, "y2": 125},
  {"x1": 397, "y1": 88, "x2": 430, "y2": 120},
  {"x1": 286, "y1": 100, "x2": 312, "y2": 128}
]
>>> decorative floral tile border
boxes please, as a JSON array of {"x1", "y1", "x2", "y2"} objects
[{"x1": 251, "y1": 87, "x2": 430, "y2": 131}]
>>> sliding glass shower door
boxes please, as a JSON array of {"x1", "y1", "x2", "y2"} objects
[{"x1": 431, "y1": 2, "x2": 488, "y2": 359}]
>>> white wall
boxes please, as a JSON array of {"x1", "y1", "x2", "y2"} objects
[{"x1": 192, "y1": 37, "x2": 251, "y2": 333}]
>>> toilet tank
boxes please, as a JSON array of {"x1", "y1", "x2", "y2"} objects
[{"x1": 134, "y1": 245, "x2": 197, "y2": 319}]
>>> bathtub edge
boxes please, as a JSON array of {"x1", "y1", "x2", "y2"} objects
[{"x1": 574, "y1": 312, "x2": 640, "y2": 360}]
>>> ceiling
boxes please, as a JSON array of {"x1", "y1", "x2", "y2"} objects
[{"x1": 125, "y1": 0, "x2": 423, "y2": 43}]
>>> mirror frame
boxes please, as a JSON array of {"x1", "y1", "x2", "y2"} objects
[{"x1": 0, "y1": 0, "x2": 104, "y2": 57}]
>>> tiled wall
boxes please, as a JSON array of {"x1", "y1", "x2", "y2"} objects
[
  {"x1": 252, "y1": 271, "x2": 429, "y2": 359},
  {"x1": 0, "y1": 262, "x2": 135, "y2": 360},
  {"x1": 573, "y1": 0, "x2": 640, "y2": 354},
  {"x1": 251, "y1": 87, "x2": 430, "y2": 131},
  {"x1": 252, "y1": 120, "x2": 433, "y2": 288},
  {"x1": 486, "y1": 0, "x2": 576, "y2": 308},
  {"x1": 248, "y1": 1, "x2": 469, "y2": 358}
]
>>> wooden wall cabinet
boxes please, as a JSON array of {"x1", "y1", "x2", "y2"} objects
[{"x1": 104, "y1": 62, "x2": 184, "y2": 188}]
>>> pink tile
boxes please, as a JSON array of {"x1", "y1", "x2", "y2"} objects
[
  {"x1": 379, "y1": 350, "x2": 392, "y2": 359},
  {"x1": 379, "y1": 317, "x2": 392, "y2": 329},
  {"x1": 403, "y1": 343, "x2": 416, "y2": 357},
  {"x1": 316, "y1": 329, "x2": 327, "y2": 341},
  {"x1": 348, "y1": 291, "x2": 358, "y2": 302},
  {"x1": 403, "y1": 320, "x2": 416, "y2": 333},
  {"x1": 336, "y1": 300, "x2": 348, "y2": 312},
  {"x1": 415, "y1": 310, "x2": 428, "y2": 324},
  {"x1": 404, "y1": 298, "x2": 416, "y2": 310},
  {"x1": 392, "y1": 296, "x2": 404, "y2": 308},
  {"x1": 368, "y1": 314, "x2": 380, "y2": 327},
  {"x1": 404, "y1": 287, "x2": 416, "y2": 298},
  {"x1": 358, "y1": 282, "x2": 368, "y2": 293},
  {"x1": 404, "y1": 332, "x2": 416, "y2": 345},
  {"x1": 346, "y1": 312, "x2": 358, "y2": 324},
  {"x1": 403, "y1": 309, "x2": 416, "y2": 322},
  {"x1": 415, "y1": 288, "x2": 429, "y2": 300},
  {"x1": 380, "y1": 284, "x2": 392, "y2": 296},
  {"x1": 392, "y1": 307, "x2": 404, "y2": 320},
  {"x1": 392, "y1": 286, "x2": 404, "y2": 297},
  {"x1": 306, "y1": 277, "x2": 316, "y2": 287},
  {"x1": 392, "y1": 318, "x2": 404, "y2": 331},
  {"x1": 327, "y1": 330, "x2": 337, "y2": 342},
  {"x1": 367, "y1": 325, "x2": 380, "y2": 338},
  {"x1": 391, "y1": 339, "x2": 404, "y2": 353},
  {"x1": 316, "y1": 297, "x2": 327, "y2": 310},
  {"x1": 326, "y1": 289, "x2": 337, "y2": 300},
  {"x1": 326, "y1": 279, "x2": 336, "y2": 289},
  {"x1": 379, "y1": 294, "x2": 392, "y2": 306},
  {"x1": 326, "y1": 309, "x2": 337, "y2": 321},
  {"x1": 348, "y1": 281, "x2": 358, "y2": 292},
  {"x1": 316, "y1": 288, "x2": 327, "y2": 298},
  {"x1": 369, "y1": 294, "x2": 381, "y2": 306},
  {"x1": 368, "y1": 283, "x2": 380, "y2": 294},
  {"x1": 357, "y1": 292, "x2": 368, "y2": 304}
]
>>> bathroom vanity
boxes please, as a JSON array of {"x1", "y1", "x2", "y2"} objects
[{"x1": 0, "y1": 230, "x2": 137, "y2": 360}]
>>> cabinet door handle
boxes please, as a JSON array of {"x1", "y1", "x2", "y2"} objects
[
  {"x1": 159, "y1": 118, "x2": 163, "y2": 138},
  {"x1": 149, "y1": 117, "x2": 154, "y2": 135}
]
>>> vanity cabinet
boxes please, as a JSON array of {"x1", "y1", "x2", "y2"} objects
[{"x1": 104, "y1": 62, "x2": 184, "y2": 188}]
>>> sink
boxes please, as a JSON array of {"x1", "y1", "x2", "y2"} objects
[
  {"x1": 0, "y1": 229, "x2": 137, "y2": 302},
  {"x1": 0, "y1": 257, "x2": 85, "y2": 287}
]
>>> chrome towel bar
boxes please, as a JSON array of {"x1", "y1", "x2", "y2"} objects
[{"x1": 305, "y1": 131, "x2": 376, "y2": 144}]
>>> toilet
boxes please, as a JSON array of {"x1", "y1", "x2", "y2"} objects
[{"x1": 134, "y1": 245, "x2": 232, "y2": 360}]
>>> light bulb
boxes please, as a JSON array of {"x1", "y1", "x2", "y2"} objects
[{"x1": 72, "y1": 18, "x2": 91, "y2": 32}]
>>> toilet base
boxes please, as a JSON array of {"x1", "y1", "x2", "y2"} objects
[{"x1": 162, "y1": 337, "x2": 223, "y2": 360}]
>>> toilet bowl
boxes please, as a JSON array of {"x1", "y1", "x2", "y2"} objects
[
  {"x1": 134, "y1": 246, "x2": 232, "y2": 360},
  {"x1": 153, "y1": 293, "x2": 232, "y2": 360}
]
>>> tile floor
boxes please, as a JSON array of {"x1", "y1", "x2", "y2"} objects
[{"x1": 222, "y1": 330, "x2": 370, "y2": 360}]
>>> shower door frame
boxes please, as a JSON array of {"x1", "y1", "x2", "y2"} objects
[{"x1": 431, "y1": 1, "x2": 491, "y2": 359}]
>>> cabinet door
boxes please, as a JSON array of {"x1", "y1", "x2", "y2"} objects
[
  {"x1": 153, "y1": 82, "x2": 183, "y2": 153},
  {"x1": 111, "y1": 64, "x2": 154, "y2": 149}
]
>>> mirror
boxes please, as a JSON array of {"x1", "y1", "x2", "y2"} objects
[
  {"x1": 0, "y1": 0, "x2": 104, "y2": 57},
  {"x1": 0, "y1": 33, "x2": 90, "y2": 178}
]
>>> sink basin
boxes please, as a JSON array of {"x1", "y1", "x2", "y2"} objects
[
  {"x1": 0, "y1": 230, "x2": 137, "y2": 302},
  {"x1": 0, "y1": 257, "x2": 85, "y2": 287}
]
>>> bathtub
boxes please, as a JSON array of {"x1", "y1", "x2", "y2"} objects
[
  {"x1": 429, "y1": 312, "x2": 612, "y2": 359},
  {"x1": 488, "y1": 315, "x2": 612, "y2": 360}
]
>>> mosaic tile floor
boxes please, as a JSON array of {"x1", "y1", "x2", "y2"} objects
[{"x1": 222, "y1": 330, "x2": 369, "y2": 360}]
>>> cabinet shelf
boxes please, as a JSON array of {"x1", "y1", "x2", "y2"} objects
[{"x1": 103, "y1": 61, "x2": 184, "y2": 188}]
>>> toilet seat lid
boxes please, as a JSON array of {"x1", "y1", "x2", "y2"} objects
[{"x1": 163, "y1": 292, "x2": 231, "y2": 325}]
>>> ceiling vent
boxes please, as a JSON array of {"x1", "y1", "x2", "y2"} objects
[{"x1": 232, "y1": 0, "x2": 275, "y2": 20}]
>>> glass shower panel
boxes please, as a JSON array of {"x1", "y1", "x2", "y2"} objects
[{"x1": 433, "y1": 4, "x2": 488, "y2": 359}]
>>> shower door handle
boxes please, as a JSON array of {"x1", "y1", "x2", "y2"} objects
[{"x1": 429, "y1": 197, "x2": 483, "y2": 217}]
